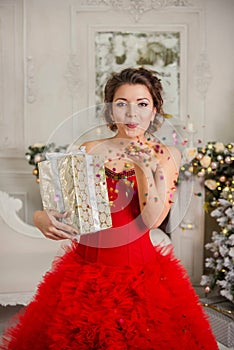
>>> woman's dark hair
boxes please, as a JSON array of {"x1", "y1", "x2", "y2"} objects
[{"x1": 103, "y1": 67, "x2": 164, "y2": 133}]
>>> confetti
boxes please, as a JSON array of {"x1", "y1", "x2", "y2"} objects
[
  {"x1": 181, "y1": 139, "x2": 188, "y2": 146},
  {"x1": 194, "y1": 192, "x2": 202, "y2": 197},
  {"x1": 172, "y1": 130, "x2": 178, "y2": 145},
  {"x1": 119, "y1": 318, "x2": 124, "y2": 325},
  {"x1": 54, "y1": 194, "x2": 60, "y2": 202}
]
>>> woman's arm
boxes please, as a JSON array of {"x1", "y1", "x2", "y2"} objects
[
  {"x1": 33, "y1": 209, "x2": 78, "y2": 241},
  {"x1": 134, "y1": 145, "x2": 181, "y2": 229}
]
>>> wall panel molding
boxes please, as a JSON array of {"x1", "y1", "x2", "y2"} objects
[
  {"x1": 26, "y1": 55, "x2": 37, "y2": 103},
  {"x1": 0, "y1": 0, "x2": 24, "y2": 157},
  {"x1": 0, "y1": 191, "x2": 42, "y2": 238}
]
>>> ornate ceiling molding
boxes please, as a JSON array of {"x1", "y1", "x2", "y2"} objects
[{"x1": 78, "y1": 0, "x2": 195, "y2": 22}]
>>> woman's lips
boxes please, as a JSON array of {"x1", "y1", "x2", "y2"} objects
[{"x1": 126, "y1": 123, "x2": 138, "y2": 129}]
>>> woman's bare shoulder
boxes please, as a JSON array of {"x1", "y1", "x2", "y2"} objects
[
  {"x1": 163, "y1": 145, "x2": 181, "y2": 168},
  {"x1": 80, "y1": 138, "x2": 113, "y2": 153},
  {"x1": 152, "y1": 141, "x2": 181, "y2": 168}
]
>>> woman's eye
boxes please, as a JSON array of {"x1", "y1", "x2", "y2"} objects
[
  {"x1": 138, "y1": 102, "x2": 148, "y2": 107},
  {"x1": 116, "y1": 101, "x2": 127, "y2": 107}
]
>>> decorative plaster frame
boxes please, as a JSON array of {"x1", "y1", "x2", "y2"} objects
[
  {"x1": 90, "y1": 25, "x2": 187, "y2": 121},
  {"x1": 70, "y1": 1, "x2": 211, "y2": 140},
  {"x1": 0, "y1": 191, "x2": 43, "y2": 238}
]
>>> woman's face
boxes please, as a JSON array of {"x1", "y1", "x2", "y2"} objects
[{"x1": 111, "y1": 83, "x2": 156, "y2": 139}]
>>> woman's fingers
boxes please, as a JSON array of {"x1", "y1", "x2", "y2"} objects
[
  {"x1": 36, "y1": 210, "x2": 78, "y2": 240},
  {"x1": 43, "y1": 223, "x2": 77, "y2": 240},
  {"x1": 44, "y1": 226, "x2": 75, "y2": 240},
  {"x1": 46, "y1": 210, "x2": 79, "y2": 236}
]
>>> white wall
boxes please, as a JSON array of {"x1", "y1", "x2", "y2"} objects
[{"x1": 204, "y1": 0, "x2": 234, "y2": 143}]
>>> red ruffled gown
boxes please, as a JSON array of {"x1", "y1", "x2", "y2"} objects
[{"x1": 1, "y1": 168, "x2": 218, "y2": 350}]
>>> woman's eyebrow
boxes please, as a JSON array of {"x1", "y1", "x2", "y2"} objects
[{"x1": 114, "y1": 97, "x2": 150, "y2": 101}]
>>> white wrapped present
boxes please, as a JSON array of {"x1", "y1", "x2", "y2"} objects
[{"x1": 38, "y1": 150, "x2": 112, "y2": 234}]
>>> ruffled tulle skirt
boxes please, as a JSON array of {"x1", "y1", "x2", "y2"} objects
[{"x1": 0, "y1": 243, "x2": 218, "y2": 350}]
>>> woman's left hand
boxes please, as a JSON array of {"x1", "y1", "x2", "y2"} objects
[{"x1": 124, "y1": 141, "x2": 159, "y2": 173}]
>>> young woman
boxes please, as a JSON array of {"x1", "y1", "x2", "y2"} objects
[{"x1": 1, "y1": 68, "x2": 218, "y2": 349}]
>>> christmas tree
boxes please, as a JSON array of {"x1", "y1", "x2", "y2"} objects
[
  {"x1": 25, "y1": 143, "x2": 68, "y2": 182},
  {"x1": 179, "y1": 142, "x2": 234, "y2": 302},
  {"x1": 201, "y1": 197, "x2": 234, "y2": 302}
]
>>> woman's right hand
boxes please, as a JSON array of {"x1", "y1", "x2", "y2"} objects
[{"x1": 33, "y1": 210, "x2": 78, "y2": 240}]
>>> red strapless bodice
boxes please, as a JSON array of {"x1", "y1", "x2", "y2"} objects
[{"x1": 77, "y1": 168, "x2": 156, "y2": 266}]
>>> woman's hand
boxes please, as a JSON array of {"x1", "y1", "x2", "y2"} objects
[
  {"x1": 33, "y1": 210, "x2": 78, "y2": 241},
  {"x1": 124, "y1": 141, "x2": 159, "y2": 173}
]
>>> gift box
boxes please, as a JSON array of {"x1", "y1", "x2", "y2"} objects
[
  {"x1": 201, "y1": 297, "x2": 234, "y2": 348},
  {"x1": 38, "y1": 151, "x2": 112, "y2": 234}
]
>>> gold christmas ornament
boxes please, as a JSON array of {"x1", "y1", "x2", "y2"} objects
[
  {"x1": 219, "y1": 176, "x2": 226, "y2": 182},
  {"x1": 197, "y1": 171, "x2": 205, "y2": 177},
  {"x1": 211, "y1": 162, "x2": 218, "y2": 169},
  {"x1": 196, "y1": 153, "x2": 203, "y2": 160},
  {"x1": 225, "y1": 156, "x2": 232, "y2": 164}
]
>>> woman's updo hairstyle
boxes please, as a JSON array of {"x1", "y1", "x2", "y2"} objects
[{"x1": 103, "y1": 67, "x2": 164, "y2": 133}]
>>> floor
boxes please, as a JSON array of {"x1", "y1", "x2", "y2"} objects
[{"x1": 0, "y1": 289, "x2": 232, "y2": 349}]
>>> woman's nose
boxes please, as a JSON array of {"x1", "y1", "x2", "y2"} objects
[{"x1": 126, "y1": 103, "x2": 136, "y2": 117}]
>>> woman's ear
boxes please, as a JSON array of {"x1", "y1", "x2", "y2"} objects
[
  {"x1": 151, "y1": 107, "x2": 157, "y2": 121},
  {"x1": 110, "y1": 114, "x2": 114, "y2": 122}
]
